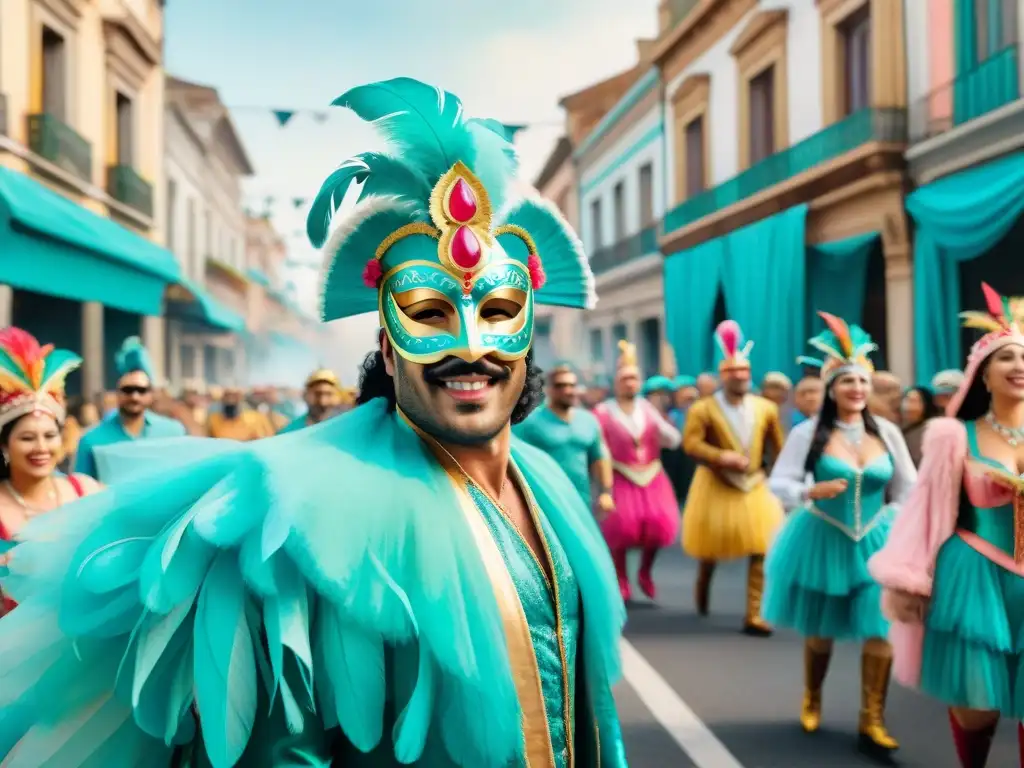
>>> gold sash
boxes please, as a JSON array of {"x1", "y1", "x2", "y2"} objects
[{"x1": 611, "y1": 460, "x2": 663, "y2": 487}]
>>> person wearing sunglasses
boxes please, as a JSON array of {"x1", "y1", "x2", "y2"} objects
[{"x1": 72, "y1": 336, "x2": 186, "y2": 480}]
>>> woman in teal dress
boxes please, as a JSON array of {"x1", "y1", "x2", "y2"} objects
[
  {"x1": 871, "y1": 282, "x2": 1024, "y2": 767},
  {"x1": 763, "y1": 313, "x2": 916, "y2": 762}
]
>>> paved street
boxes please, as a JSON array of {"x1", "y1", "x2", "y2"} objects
[{"x1": 614, "y1": 547, "x2": 1019, "y2": 768}]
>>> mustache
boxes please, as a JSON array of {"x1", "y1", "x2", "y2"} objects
[{"x1": 423, "y1": 356, "x2": 510, "y2": 383}]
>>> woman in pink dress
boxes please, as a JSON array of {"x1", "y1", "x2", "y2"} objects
[{"x1": 595, "y1": 340, "x2": 682, "y2": 601}]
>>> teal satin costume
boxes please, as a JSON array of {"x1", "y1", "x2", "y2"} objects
[{"x1": 0, "y1": 400, "x2": 627, "y2": 766}]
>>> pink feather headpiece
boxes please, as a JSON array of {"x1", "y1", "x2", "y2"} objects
[
  {"x1": 715, "y1": 320, "x2": 753, "y2": 372},
  {"x1": 946, "y1": 282, "x2": 1024, "y2": 416}
]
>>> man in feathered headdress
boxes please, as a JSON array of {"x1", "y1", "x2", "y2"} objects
[
  {"x1": 0, "y1": 78, "x2": 629, "y2": 767},
  {"x1": 680, "y1": 320, "x2": 785, "y2": 636},
  {"x1": 73, "y1": 336, "x2": 185, "y2": 480}
]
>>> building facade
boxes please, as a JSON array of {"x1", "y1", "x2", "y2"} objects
[
  {"x1": 576, "y1": 61, "x2": 667, "y2": 381},
  {"x1": 903, "y1": 0, "x2": 1024, "y2": 380},
  {"x1": 0, "y1": 0, "x2": 178, "y2": 397},
  {"x1": 163, "y1": 76, "x2": 254, "y2": 389},
  {"x1": 656, "y1": 0, "x2": 911, "y2": 382}
]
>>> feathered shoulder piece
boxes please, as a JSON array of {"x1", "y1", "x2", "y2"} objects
[
  {"x1": 960, "y1": 282, "x2": 1024, "y2": 365},
  {"x1": 797, "y1": 312, "x2": 877, "y2": 383},
  {"x1": 0, "y1": 327, "x2": 81, "y2": 429},
  {"x1": 714, "y1": 320, "x2": 753, "y2": 372},
  {"x1": 309, "y1": 78, "x2": 594, "y2": 322},
  {"x1": 114, "y1": 335, "x2": 154, "y2": 381}
]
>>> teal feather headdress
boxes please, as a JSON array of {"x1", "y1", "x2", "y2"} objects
[
  {"x1": 797, "y1": 312, "x2": 876, "y2": 383},
  {"x1": 307, "y1": 78, "x2": 595, "y2": 324},
  {"x1": 115, "y1": 336, "x2": 154, "y2": 381}
]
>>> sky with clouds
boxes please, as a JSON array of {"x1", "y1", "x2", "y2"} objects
[{"x1": 164, "y1": 0, "x2": 659, "y2": 375}]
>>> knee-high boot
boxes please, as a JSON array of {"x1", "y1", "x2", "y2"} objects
[
  {"x1": 800, "y1": 641, "x2": 832, "y2": 733},
  {"x1": 857, "y1": 650, "x2": 898, "y2": 760},
  {"x1": 946, "y1": 710, "x2": 996, "y2": 767},
  {"x1": 638, "y1": 548, "x2": 658, "y2": 599},
  {"x1": 611, "y1": 549, "x2": 630, "y2": 602},
  {"x1": 742, "y1": 555, "x2": 772, "y2": 637},
  {"x1": 694, "y1": 560, "x2": 715, "y2": 616}
]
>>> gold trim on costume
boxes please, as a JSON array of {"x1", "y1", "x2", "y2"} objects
[
  {"x1": 374, "y1": 222, "x2": 441, "y2": 261},
  {"x1": 704, "y1": 398, "x2": 745, "y2": 455},
  {"x1": 494, "y1": 223, "x2": 538, "y2": 254},
  {"x1": 719, "y1": 468, "x2": 767, "y2": 493},
  {"x1": 400, "y1": 413, "x2": 556, "y2": 767},
  {"x1": 611, "y1": 460, "x2": 664, "y2": 487}
]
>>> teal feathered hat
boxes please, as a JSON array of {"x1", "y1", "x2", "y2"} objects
[
  {"x1": 797, "y1": 312, "x2": 876, "y2": 384},
  {"x1": 306, "y1": 78, "x2": 594, "y2": 365},
  {"x1": 641, "y1": 375, "x2": 675, "y2": 395},
  {"x1": 672, "y1": 374, "x2": 697, "y2": 390},
  {"x1": 115, "y1": 336, "x2": 154, "y2": 382}
]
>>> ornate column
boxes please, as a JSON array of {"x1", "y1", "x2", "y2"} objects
[
  {"x1": 81, "y1": 302, "x2": 104, "y2": 398},
  {"x1": 881, "y1": 210, "x2": 914, "y2": 384}
]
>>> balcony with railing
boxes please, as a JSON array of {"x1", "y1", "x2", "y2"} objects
[
  {"x1": 27, "y1": 113, "x2": 92, "y2": 183},
  {"x1": 107, "y1": 164, "x2": 154, "y2": 217},
  {"x1": 909, "y1": 44, "x2": 1020, "y2": 143},
  {"x1": 662, "y1": 107, "x2": 907, "y2": 239},
  {"x1": 589, "y1": 226, "x2": 658, "y2": 275}
]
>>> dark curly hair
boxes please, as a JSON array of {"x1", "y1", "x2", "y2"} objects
[{"x1": 357, "y1": 347, "x2": 544, "y2": 425}]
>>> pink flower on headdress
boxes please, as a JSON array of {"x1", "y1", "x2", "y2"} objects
[
  {"x1": 527, "y1": 254, "x2": 546, "y2": 290},
  {"x1": 362, "y1": 258, "x2": 383, "y2": 288}
]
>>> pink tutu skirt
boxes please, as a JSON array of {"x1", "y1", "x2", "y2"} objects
[{"x1": 600, "y1": 470, "x2": 680, "y2": 550}]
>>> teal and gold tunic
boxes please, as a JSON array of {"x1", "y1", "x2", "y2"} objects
[{"x1": 0, "y1": 400, "x2": 627, "y2": 768}]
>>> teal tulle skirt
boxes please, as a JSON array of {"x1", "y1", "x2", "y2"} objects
[
  {"x1": 763, "y1": 506, "x2": 891, "y2": 640},
  {"x1": 921, "y1": 535, "x2": 1024, "y2": 717}
]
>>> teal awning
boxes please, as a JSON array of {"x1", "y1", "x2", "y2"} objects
[
  {"x1": 0, "y1": 168, "x2": 181, "y2": 315},
  {"x1": 169, "y1": 277, "x2": 246, "y2": 332}
]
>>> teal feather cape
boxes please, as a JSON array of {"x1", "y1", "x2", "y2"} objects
[{"x1": 0, "y1": 399, "x2": 625, "y2": 767}]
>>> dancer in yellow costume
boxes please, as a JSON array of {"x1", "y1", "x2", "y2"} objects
[{"x1": 681, "y1": 320, "x2": 785, "y2": 635}]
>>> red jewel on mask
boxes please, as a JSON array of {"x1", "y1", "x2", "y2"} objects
[
  {"x1": 450, "y1": 226, "x2": 482, "y2": 270},
  {"x1": 448, "y1": 178, "x2": 478, "y2": 222}
]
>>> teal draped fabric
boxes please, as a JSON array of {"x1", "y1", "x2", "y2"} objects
[
  {"x1": 663, "y1": 238, "x2": 723, "y2": 376},
  {"x1": 909, "y1": 152, "x2": 1024, "y2": 380},
  {"x1": 953, "y1": 0, "x2": 1020, "y2": 125},
  {"x1": 807, "y1": 232, "x2": 878, "y2": 334},
  {"x1": 721, "y1": 205, "x2": 808, "y2": 380}
]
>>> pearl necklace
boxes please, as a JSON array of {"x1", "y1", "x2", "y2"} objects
[
  {"x1": 4, "y1": 477, "x2": 58, "y2": 513},
  {"x1": 834, "y1": 419, "x2": 866, "y2": 450},
  {"x1": 984, "y1": 411, "x2": 1024, "y2": 447}
]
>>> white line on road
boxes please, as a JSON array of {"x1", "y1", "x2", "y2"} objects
[{"x1": 620, "y1": 639, "x2": 747, "y2": 768}]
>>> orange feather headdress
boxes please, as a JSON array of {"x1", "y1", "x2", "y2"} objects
[
  {"x1": 0, "y1": 328, "x2": 81, "y2": 429},
  {"x1": 797, "y1": 312, "x2": 877, "y2": 384}
]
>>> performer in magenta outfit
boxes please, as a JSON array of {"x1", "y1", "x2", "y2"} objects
[{"x1": 595, "y1": 340, "x2": 682, "y2": 601}]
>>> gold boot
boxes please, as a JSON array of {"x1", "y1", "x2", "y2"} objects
[
  {"x1": 800, "y1": 641, "x2": 832, "y2": 733},
  {"x1": 857, "y1": 651, "x2": 899, "y2": 761},
  {"x1": 695, "y1": 560, "x2": 715, "y2": 616},
  {"x1": 742, "y1": 555, "x2": 773, "y2": 637}
]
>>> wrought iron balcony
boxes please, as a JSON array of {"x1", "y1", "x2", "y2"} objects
[
  {"x1": 27, "y1": 113, "x2": 92, "y2": 183},
  {"x1": 663, "y1": 107, "x2": 907, "y2": 236},
  {"x1": 589, "y1": 226, "x2": 659, "y2": 275},
  {"x1": 107, "y1": 164, "x2": 154, "y2": 217},
  {"x1": 909, "y1": 43, "x2": 1020, "y2": 143}
]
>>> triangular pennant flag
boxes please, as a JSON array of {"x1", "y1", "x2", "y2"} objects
[
  {"x1": 292, "y1": 197, "x2": 306, "y2": 208},
  {"x1": 273, "y1": 110, "x2": 295, "y2": 127}
]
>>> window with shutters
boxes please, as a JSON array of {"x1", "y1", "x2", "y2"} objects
[
  {"x1": 748, "y1": 67, "x2": 776, "y2": 164},
  {"x1": 638, "y1": 164, "x2": 654, "y2": 227},
  {"x1": 41, "y1": 26, "x2": 67, "y2": 120},
  {"x1": 590, "y1": 198, "x2": 603, "y2": 250},
  {"x1": 612, "y1": 182, "x2": 626, "y2": 241},
  {"x1": 841, "y1": 6, "x2": 871, "y2": 115},
  {"x1": 684, "y1": 117, "x2": 706, "y2": 197}
]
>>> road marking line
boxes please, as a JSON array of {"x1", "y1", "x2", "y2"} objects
[{"x1": 620, "y1": 639, "x2": 747, "y2": 768}]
